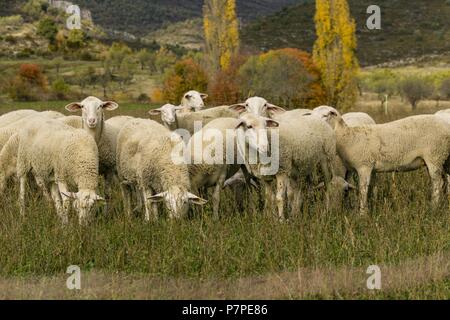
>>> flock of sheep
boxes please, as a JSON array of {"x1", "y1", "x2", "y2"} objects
[{"x1": 2, "y1": 89, "x2": 450, "y2": 225}]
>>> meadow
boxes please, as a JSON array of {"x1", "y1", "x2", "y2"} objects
[{"x1": 0, "y1": 98, "x2": 449, "y2": 299}]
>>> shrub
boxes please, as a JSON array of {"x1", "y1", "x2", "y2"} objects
[
  {"x1": 37, "y1": 17, "x2": 58, "y2": 44},
  {"x1": 51, "y1": 78, "x2": 70, "y2": 100},
  {"x1": 162, "y1": 58, "x2": 208, "y2": 104},
  {"x1": 7, "y1": 64, "x2": 48, "y2": 101},
  {"x1": 399, "y1": 76, "x2": 434, "y2": 109},
  {"x1": 238, "y1": 48, "x2": 327, "y2": 109}
]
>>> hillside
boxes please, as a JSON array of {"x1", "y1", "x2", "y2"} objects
[
  {"x1": 242, "y1": 0, "x2": 450, "y2": 66},
  {"x1": 73, "y1": 0, "x2": 302, "y2": 36}
]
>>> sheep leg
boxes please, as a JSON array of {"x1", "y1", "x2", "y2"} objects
[
  {"x1": 357, "y1": 167, "x2": 372, "y2": 215},
  {"x1": 213, "y1": 168, "x2": 228, "y2": 219},
  {"x1": 287, "y1": 177, "x2": 301, "y2": 216},
  {"x1": 18, "y1": 175, "x2": 27, "y2": 216},
  {"x1": 142, "y1": 188, "x2": 156, "y2": 222},
  {"x1": 51, "y1": 183, "x2": 67, "y2": 224},
  {"x1": 35, "y1": 176, "x2": 52, "y2": 204},
  {"x1": 120, "y1": 183, "x2": 133, "y2": 217},
  {"x1": 103, "y1": 172, "x2": 115, "y2": 214},
  {"x1": 275, "y1": 174, "x2": 288, "y2": 221},
  {"x1": 57, "y1": 182, "x2": 72, "y2": 218},
  {"x1": 426, "y1": 163, "x2": 445, "y2": 207}
]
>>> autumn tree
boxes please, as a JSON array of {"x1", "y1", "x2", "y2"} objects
[
  {"x1": 162, "y1": 58, "x2": 208, "y2": 104},
  {"x1": 203, "y1": 0, "x2": 240, "y2": 72},
  {"x1": 313, "y1": 0, "x2": 359, "y2": 111}
]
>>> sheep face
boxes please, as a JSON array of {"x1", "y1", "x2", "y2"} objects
[
  {"x1": 181, "y1": 90, "x2": 208, "y2": 112},
  {"x1": 237, "y1": 113, "x2": 279, "y2": 155},
  {"x1": 64, "y1": 190, "x2": 105, "y2": 225},
  {"x1": 311, "y1": 106, "x2": 342, "y2": 129},
  {"x1": 148, "y1": 104, "x2": 183, "y2": 126},
  {"x1": 148, "y1": 186, "x2": 207, "y2": 219},
  {"x1": 65, "y1": 96, "x2": 119, "y2": 129},
  {"x1": 230, "y1": 97, "x2": 286, "y2": 117}
]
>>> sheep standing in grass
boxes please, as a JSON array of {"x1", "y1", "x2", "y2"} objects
[
  {"x1": 313, "y1": 106, "x2": 450, "y2": 214},
  {"x1": 12, "y1": 118, "x2": 104, "y2": 224},
  {"x1": 116, "y1": 119, "x2": 207, "y2": 220},
  {"x1": 64, "y1": 97, "x2": 119, "y2": 209},
  {"x1": 186, "y1": 113, "x2": 278, "y2": 217},
  {"x1": 149, "y1": 104, "x2": 240, "y2": 134}
]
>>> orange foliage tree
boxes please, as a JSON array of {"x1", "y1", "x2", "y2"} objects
[
  {"x1": 162, "y1": 58, "x2": 209, "y2": 104},
  {"x1": 8, "y1": 63, "x2": 48, "y2": 101}
]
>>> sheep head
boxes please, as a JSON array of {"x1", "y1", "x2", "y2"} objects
[
  {"x1": 230, "y1": 97, "x2": 285, "y2": 117},
  {"x1": 148, "y1": 186, "x2": 207, "y2": 219},
  {"x1": 149, "y1": 104, "x2": 184, "y2": 126},
  {"x1": 180, "y1": 90, "x2": 208, "y2": 112},
  {"x1": 311, "y1": 106, "x2": 343, "y2": 129},
  {"x1": 65, "y1": 96, "x2": 119, "y2": 129}
]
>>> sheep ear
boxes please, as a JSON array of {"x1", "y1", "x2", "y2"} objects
[
  {"x1": 61, "y1": 191, "x2": 78, "y2": 199},
  {"x1": 148, "y1": 192, "x2": 166, "y2": 203},
  {"x1": 187, "y1": 192, "x2": 208, "y2": 205},
  {"x1": 184, "y1": 94, "x2": 192, "y2": 100},
  {"x1": 266, "y1": 119, "x2": 279, "y2": 128},
  {"x1": 148, "y1": 109, "x2": 162, "y2": 116},
  {"x1": 174, "y1": 106, "x2": 185, "y2": 111},
  {"x1": 266, "y1": 104, "x2": 286, "y2": 115},
  {"x1": 303, "y1": 112, "x2": 313, "y2": 116},
  {"x1": 229, "y1": 103, "x2": 247, "y2": 114},
  {"x1": 101, "y1": 101, "x2": 119, "y2": 111},
  {"x1": 65, "y1": 102, "x2": 82, "y2": 112},
  {"x1": 200, "y1": 93, "x2": 208, "y2": 100}
]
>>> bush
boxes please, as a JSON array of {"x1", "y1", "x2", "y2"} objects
[
  {"x1": 162, "y1": 58, "x2": 208, "y2": 104},
  {"x1": 7, "y1": 64, "x2": 48, "y2": 101},
  {"x1": 238, "y1": 48, "x2": 327, "y2": 109},
  {"x1": 51, "y1": 78, "x2": 70, "y2": 100},
  {"x1": 37, "y1": 17, "x2": 58, "y2": 44},
  {"x1": 0, "y1": 15, "x2": 24, "y2": 28},
  {"x1": 399, "y1": 76, "x2": 434, "y2": 109}
]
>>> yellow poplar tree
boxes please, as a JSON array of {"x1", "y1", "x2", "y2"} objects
[
  {"x1": 203, "y1": 0, "x2": 240, "y2": 72},
  {"x1": 313, "y1": 0, "x2": 359, "y2": 111}
]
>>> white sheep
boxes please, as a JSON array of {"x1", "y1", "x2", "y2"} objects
[
  {"x1": 229, "y1": 97, "x2": 286, "y2": 117},
  {"x1": 179, "y1": 90, "x2": 208, "y2": 113},
  {"x1": 106, "y1": 115, "x2": 135, "y2": 130},
  {"x1": 10, "y1": 118, "x2": 104, "y2": 224},
  {"x1": 271, "y1": 108, "x2": 312, "y2": 122},
  {"x1": 342, "y1": 112, "x2": 376, "y2": 127},
  {"x1": 246, "y1": 115, "x2": 336, "y2": 219},
  {"x1": 0, "y1": 109, "x2": 65, "y2": 128},
  {"x1": 116, "y1": 118, "x2": 207, "y2": 220},
  {"x1": 186, "y1": 113, "x2": 279, "y2": 217},
  {"x1": 149, "y1": 104, "x2": 240, "y2": 134},
  {"x1": 313, "y1": 106, "x2": 450, "y2": 214},
  {"x1": 64, "y1": 97, "x2": 119, "y2": 207}
]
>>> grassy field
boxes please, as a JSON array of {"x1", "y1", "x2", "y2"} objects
[{"x1": 0, "y1": 99, "x2": 449, "y2": 299}]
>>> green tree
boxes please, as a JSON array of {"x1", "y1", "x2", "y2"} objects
[
  {"x1": 66, "y1": 29, "x2": 86, "y2": 50},
  {"x1": 399, "y1": 76, "x2": 434, "y2": 110},
  {"x1": 37, "y1": 17, "x2": 58, "y2": 44}
]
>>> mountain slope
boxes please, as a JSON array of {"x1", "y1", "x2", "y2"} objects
[
  {"x1": 73, "y1": 0, "x2": 301, "y2": 35},
  {"x1": 242, "y1": 0, "x2": 450, "y2": 66}
]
